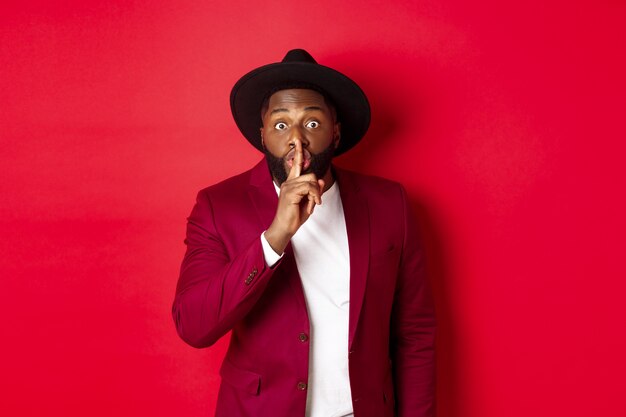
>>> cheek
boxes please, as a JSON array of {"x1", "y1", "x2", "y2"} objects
[
  {"x1": 262, "y1": 132, "x2": 284, "y2": 154},
  {"x1": 309, "y1": 129, "x2": 334, "y2": 149}
]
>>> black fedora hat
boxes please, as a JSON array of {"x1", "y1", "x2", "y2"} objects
[{"x1": 230, "y1": 49, "x2": 370, "y2": 156}]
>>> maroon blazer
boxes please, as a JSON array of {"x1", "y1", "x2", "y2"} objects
[{"x1": 172, "y1": 160, "x2": 436, "y2": 417}]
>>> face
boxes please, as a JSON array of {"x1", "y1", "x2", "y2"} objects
[{"x1": 260, "y1": 89, "x2": 340, "y2": 185}]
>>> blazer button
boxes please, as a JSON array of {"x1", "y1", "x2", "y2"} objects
[
  {"x1": 297, "y1": 382, "x2": 307, "y2": 390},
  {"x1": 298, "y1": 333, "x2": 308, "y2": 342}
]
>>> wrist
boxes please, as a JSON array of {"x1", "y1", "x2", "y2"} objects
[{"x1": 264, "y1": 223, "x2": 291, "y2": 255}]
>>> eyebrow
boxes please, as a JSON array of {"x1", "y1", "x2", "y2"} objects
[{"x1": 269, "y1": 106, "x2": 325, "y2": 115}]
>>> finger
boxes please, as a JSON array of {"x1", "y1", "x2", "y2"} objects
[
  {"x1": 282, "y1": 182, "x2": 321, "y2": 209},
  {"x1": 286, "y1": 180, "x2": 321, "y2": 197},
  {"x1": 307, "y1": 198, "x2": 315, "y2": 215},
  {"x1": 309, "y1": 187, "x2": 321, "y2": 205},
  {"x1": 291, "y1": 172, "x2": 316, "y2": 182},
  {"x1": 287, "y1": 139, "x2": 303, "y2": 180},
  {"x1": 292, "y1": 183, "x2": 321, "y2": 206},
  {"x1": 285, "y1": 173, "x2": 317, "y2": 187}
]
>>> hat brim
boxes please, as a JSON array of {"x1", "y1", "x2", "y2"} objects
[{"x1": 230, "y1": 61, "x2": 370, "y2": 156}]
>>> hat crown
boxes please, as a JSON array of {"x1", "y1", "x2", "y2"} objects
[{"x1": 282, "y1": 49, "x2": 317, "y2": 64}]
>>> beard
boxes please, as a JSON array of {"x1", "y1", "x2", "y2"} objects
[{"x1": 264, "y1": 142, "x2": 336, "y2": 186}]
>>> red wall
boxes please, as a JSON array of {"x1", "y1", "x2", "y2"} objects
[{"x1": 2, "y1": 1, "x2": 625, "y2": 416}]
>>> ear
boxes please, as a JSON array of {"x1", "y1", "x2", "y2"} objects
[{"x1": 333, "y1": 122, "x2": 341, "y2": 148}]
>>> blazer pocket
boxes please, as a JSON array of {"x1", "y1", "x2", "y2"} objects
[{"x1": 219, "y1": 359, "x2": 261, "y2": 396}]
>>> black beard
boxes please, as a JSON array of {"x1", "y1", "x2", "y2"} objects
[{"x1": 264, "y1": 143, "x2": 336, "y2": 186}]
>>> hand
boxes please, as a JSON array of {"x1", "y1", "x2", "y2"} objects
[{"x1": 264, "y1": 139, "x2": 324, "y2": 254}]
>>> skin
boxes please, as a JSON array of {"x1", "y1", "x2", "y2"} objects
[{"x1": 260, "y1": 89, "x2": 341, "y2": 255}]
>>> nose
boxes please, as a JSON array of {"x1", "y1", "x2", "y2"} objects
[{"x1": 288, "y1": 126, "x2": 309, "y2": 149}]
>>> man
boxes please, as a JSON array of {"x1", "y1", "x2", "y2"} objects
[{"x1": 172, "y1": 49, "x2": 436, "y2": 417}]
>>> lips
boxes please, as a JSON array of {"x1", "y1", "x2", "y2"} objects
[{"x1": 285, "y1": 148, "x2": 312, "y2": 171}]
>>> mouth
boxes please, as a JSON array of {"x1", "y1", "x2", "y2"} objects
[{"x1": 285, "y1": 148, "x2": 312, "y2": 171}]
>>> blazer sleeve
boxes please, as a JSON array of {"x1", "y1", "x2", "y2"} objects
[
  {"x1": 172, "y1": 189, "x2": 280, "y2": 348},
  {"x1": 390, "y1": 185, "x2": 437, "y2": 417}
]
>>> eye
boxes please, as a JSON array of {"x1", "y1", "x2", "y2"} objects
[
  {"x1": 274, "y1": 122, "x2": 288, "y2": 130},
  {"x1": 306, "y1": 120, "x2": 320, "y2": 129}
]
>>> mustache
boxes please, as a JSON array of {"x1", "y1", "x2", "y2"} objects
[{"x1": 264, "y1": 143, "x2": 336, "y2": 186}]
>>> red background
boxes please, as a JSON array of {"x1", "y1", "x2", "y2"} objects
[{"x1": 1, "y1": 1, "x2": 625, "y2": 416}]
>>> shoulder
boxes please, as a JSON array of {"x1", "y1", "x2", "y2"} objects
[
  {"x1": 335, "y1": 166, "x2": 406, "y2": 200},
  {"x1": 197, "y1": 168, "x2": 252, "y2": 198},
  {"x1": 334, "y1": 167, "x2": 411, "y2": 224},
  {"x1": 196, "y1": 160, "x2": 269, "y2": 201}
]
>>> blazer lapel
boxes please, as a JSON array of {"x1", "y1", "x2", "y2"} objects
[
  {"x1": 336, "y1": 167, "x2": 370, "y2": 350},
  {"x1": 248, "y1": 159, "x2": 279, "y2": 228}
]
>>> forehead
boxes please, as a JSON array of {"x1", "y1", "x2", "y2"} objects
[{"x1": 266, "y1": 88, "x2": 329, "y2": 111}]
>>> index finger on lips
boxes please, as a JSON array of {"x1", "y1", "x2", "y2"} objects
[
  {"x1": 287, "y1": 139, "x2": 303, "y2": 180},
  {"x1": 291, "y1": 172, "x2": 317, "y2": 183}
]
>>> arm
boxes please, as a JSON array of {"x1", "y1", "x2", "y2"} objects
[
  {"x1": 172, "y1": 140, "x2": 323, "y2": 349},
  {"x1": 390, "y1": 185, "x2": 437, "y2": 417},
  {"x1": 172, "y1": 189, "x2": 279, "y2": 348}
]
